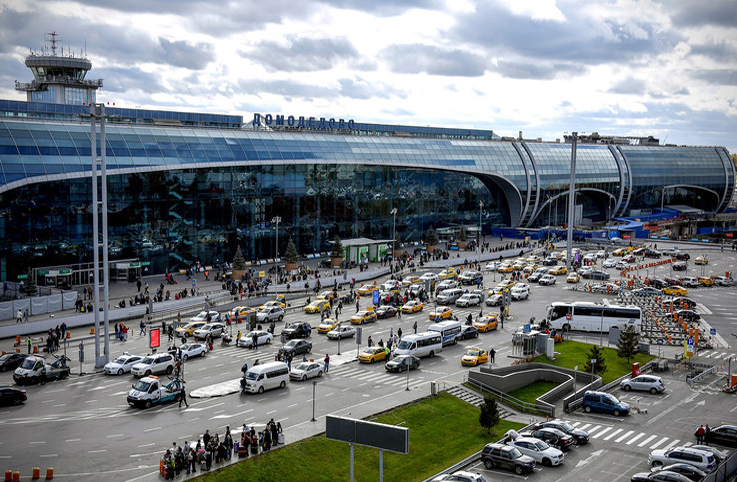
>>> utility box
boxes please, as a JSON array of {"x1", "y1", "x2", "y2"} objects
[
  {"x1": 546, "y1": 337, "x2": 555, "y2": 359},
  {"x1": 430, "y1": 381, "x2": 438, "y2": 396}
]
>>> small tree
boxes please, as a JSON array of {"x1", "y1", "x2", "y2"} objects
[
  {"x1": 330, "y1": 235, "x2": 344, "y2": 258},
  {"x1": 479, "y1": 395, "x2": 501, "y2": 433},
  {"x1": 617, "y1": 325, "x2": 640, "y2": 364},
  {"x1": 425, "y1": 226, "x2": 439, "y2": 246},
  {"x1": 284, "y1": 238, "x2": 298, "y2": 264},
  {"x1": 458, "y1": 226, "x2": 467, "y2": 242},
  {"x1": 584, "y1": 344, "x2": 607, "y2": 376},
  {"x1": 232, "y1": 246, "x2": 246, "y2": 270},
  {"x1": 20, "y1": 269, "x2": 37, "y2": 297},
  {"x1": 393, "y1": 228, "x2": 402, "y2": 251}
]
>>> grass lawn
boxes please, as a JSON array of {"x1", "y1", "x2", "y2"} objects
[
  {"x1": 194, "y1": 393, "x2": 524, "y2": 482},
  {"x1": 508, "y1": 380, "x2": 558, "y2": 404},
  {"x1": 534, "y1": 340, "x2": 655, "y2": 384}
]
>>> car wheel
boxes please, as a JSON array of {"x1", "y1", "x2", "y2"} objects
[
  {"x1": 182, "y1": 355, "x2": 188, "y2": 362},
  {"x1": 514, "y1": 465, "x2": 524, "y2": 475},
  {"x1": 623, "y1": 385, "x2": 631, "y2": 391},
  {"x1": 145, "y1": 400, "x2": 152, "y2": 409},
  {"x1": 117, "y1": 368, "x2": 123, "y2": 375},
  {"x1": 429, "y1": 351, "x2": 435, "y2": 358},
  {"x1": 280, "y1": 380, "x2": 286, "y2": 389},
  {"x1": 301, "y1": 375, "x2": 306, "y2": 381},
  {"x1": 483, "y1": 460, "x2": 494, "y2": 469},
  {"x1": 369, "y1": 358, "x2": 374, "y2": 364},
  {"x1": 650, "y1": 388, "x2": 658, "y2": 394},
  {"x1": 145, "y1": 370, "x2": 152, "y2": 377},
  {"x1": 258, "y1": 386, "x2": 265, "y2": 394},
  {"x1": 174, "y1": 393, "x2": 181, "y2": 402},
  {"x1": 166, "y1": 366, "x2": 173, "y2": 375},
  {"x1": 651, "y1": 461, "x2": 663, "y2": 467},
  {"x1": 584, "y1": 405, "x2": 591, "y2": 413},
  {"x1": 266, "y1": 338, "x2": 271, "y2": 344},
  {"x1": 474, "y1": 333, "x2": 479, "y2": 338},
  {"x1": 542, "y1": 458, "x2": 552, "y2": 467},
  {"x1": 278, "y1": 315, "x2": 284, "y2": 321},
  {"x1": 318, "y1": 371, "x2": 323, "y2": 377},
  {"x1": 613, "y1": 409, "x2": 621, "y2": 417}
]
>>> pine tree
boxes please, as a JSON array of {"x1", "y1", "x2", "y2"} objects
[
  {"x1": 284, "y1": 238, "x2": 298, "y2": 264},
  {"x1": 425, "y1": 226, "x2": 439, "y2": 246},
  {"x1": 584, "y1": 344, "x2": 607, "y2": 375},
  {"x1": 330, "y1": 235, "x2": 344, "y2": 258},
  {"x1": 479, "y1": 395, "x2": 500, "y2": 433},
  {"x1": 458, "y1": 226, "x2": 467, "y2": 242},
  {"x1": 20, "y1": 269, "x2": 37, "y2": 296},
  {"x1": 616, "y1": 325, "x2": 640, "y2": 364},
  {"x1": 232, "y1": 246, "x2": 246, "y2": 270}
]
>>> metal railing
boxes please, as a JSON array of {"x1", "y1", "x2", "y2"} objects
[{"x1": 465, "y1": 377, "x2": 554, "y2": 417}]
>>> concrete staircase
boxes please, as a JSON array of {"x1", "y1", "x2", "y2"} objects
[{"x1": 444, "y1": 384, "x2": 514, "y2": 419}]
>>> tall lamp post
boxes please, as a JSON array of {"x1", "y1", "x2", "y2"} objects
[
  {"x1": 272, "y1": 216, "x2": 281, "y2": 296},
  {"x1": 390, "y1": 208, "x2": 397, "y2": 273},
  {"x1": 478, "y1": 201, "x2": 483, "y2": 268}
]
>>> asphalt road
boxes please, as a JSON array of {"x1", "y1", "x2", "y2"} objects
[{"x1": 1, "y1": 240, "x2": 735, "y2": 482}]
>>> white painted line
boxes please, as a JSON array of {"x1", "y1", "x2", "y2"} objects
[
  {"x1": 592, "y1": 427, "x2": 612, "y2": 439},
  {"x1": 604, "y1": 429, "x2": 623, "y2": 441},
  {"x1": 144, "y1": 426, "x2": 162, "y2": 433},
  {"x1": 637, "y1": 435, "x2": 657, "y2": 447},
  {"x1": 649, "y1": 437, "x2": 669, "y2": 449},
  {"x1": 616, "y1": 430, "x2": 634, "y2": 443},
  {"x1": 88, "y1": 449, "x2": 107, "y2": 454},
  {"x1": 107, "y1": 434, "x2": 125, "y2": 438},
  {"x1": 65, "y1": 439, "x2": 81, "y2": 442},
  {"x1": 579, "y1": 423, "x2": 592, "y2": 431},
  {"x1": 39, "y1": 454, "x2": 58, "y2": 458},
  {"x1": 662, "y1": 439, "x2": 680, "y2": 450}
]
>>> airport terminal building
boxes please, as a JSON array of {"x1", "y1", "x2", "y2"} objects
[{"x1": 0, "y1": 39, "x2": 733, "y2": 281}]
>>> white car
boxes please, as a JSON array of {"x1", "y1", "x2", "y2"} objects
[
  {"x1": 620, "y1": 374, "x2": 665, "y2": 393},
  {"x1": 506, "y1": 430, "x2": 564, "y2": 467},
  {"x1": 131, "y1": 353, "x2": 175, "y2": 377},
  {"x1": 256, "y1": 306, "x2": 285, "y2": 323},
  {"x1": 539, "y1": 274, "x2": 556, "y2": 286},
  {"x1": 327, "y1": 325, "x2": 356, "y2": 340},
  {"x1": 419, "y1": 272, "x2": 439, "y2": 281},
  {"x1": 432, "y1": 471, "x2": 487, "y2": 482},
  {"x1": 179, "y1": 342, "x2": 208, "y2": 361},
  {"x1": 714, "y1": 276, "x2": 734, "y2": 286},
  {"x1": 511, "y1": 285, "x2": 530, "y2": 300},
  {"x1": 485, "y1": 294, "x2": 503, "y2": 306},
  {"x1": 236, "y1": 330, "x2": 274, "y2": 348},
  {"x1": 455, "y1": 293, "x2": 482, "y2": 307},
  {"x1": 596, "y1": 250, "x2": 606, "y2": 259},
  {"x1": 615, "y1": 260, "x2": 629, "y2": 270},
  {"x1": 289, "y1": 361, "x2": 323, "y2": 381},
  {"x1": 484, "y1": 262, "x2": 499, "y2": 272},
  {"x1": 190, "y1": 310, "x2": 219, "y2": 323},
  {"x1": 104, "y1": 353, "x2": 143, "y2": 375},
  {"x1": 603, "y1": 258, "x2": 618, "y2": 268},
  {"x1": 193, "y1": 322, "x2": 225, "y2": 340},
  {"x1": 437, "y1": 279, "x2": 458, "y2": 291}
]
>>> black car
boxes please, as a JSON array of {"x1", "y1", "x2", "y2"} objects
[
  {"x1": 459, "y1": 326, "x2": 479, "y2": 340},
  {"x1": 631, "y1": 471, "x2": 693, "y2": 482},
  {"x1": 0, "y1": 353, "x2": 29, "y2": 372},
  {"x1": 0, "y1": 386, "x2": 27, "y2": 405},
  {"x1": 521, "y1": 427, "x2": 575, "y2": 451},
  {"x1": 651, "y1": 463, "x2": 708, "y2": 481},
  {"x1": 650, "y1": 279, "x2": 669, "y2": 289},
  {"x1": 278, "y1": 339, "x2": 313, "y2": 357},
  {"x1": 281, "y1": 323, "x2": 311, "y2": 339},
  {"x1": 644, "y1": 249, "x2": 662, "y2": 258},
  {"x1": 582, "y1": 271, "x2": 610, "y2": 281},
  {"x1": 673, "y1": 261, "x2": 688, "y2": 271},
  {"x1": 665, "y1": 297, "x2": 697, "y2": 310},
  {"x1": 543, "y1": 257, "x2": 558, "y2": 266},
  {"x1": 634, "y1": 287, "x2": 662, "y2": 296},
  {"x1": 385, "y1": 355, "x2": 420, "y2": 373},
  {"x1": 704, "y1": 424, "x2": 737, "y2": 447},
  {"x1": 375, "y1": 305, "x2": 398, "y2": 319},
  {"x1": 675, "y1": 252, "x2": 690, "y2": 260},
  {"x1": 481, "y1": 442, "x2": 535, "y2": 475},
  {"x1": 532, "y1": 420, "x2": 589, "y2": 445}
]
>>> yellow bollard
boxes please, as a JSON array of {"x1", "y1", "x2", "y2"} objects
[
  {"x1": 66, "y1": 331, "x2": 71, "y2": 339},
  {"x1": 89, "y1": 327, "x2": 95, "y2": 335}
]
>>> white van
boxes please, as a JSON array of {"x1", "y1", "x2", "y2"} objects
[
  {"x1": 394, "y1": 332, "x2": 443, "y2": 358},
  {"x1": 428, "y1": 320, "x2": 462, "y2": 346},
  {"x1": 242, "y1": 361, "x2": 290, "y2": 394},
  {"x1": 437, "y1": 288, "x2": 464, "y2": 305}
]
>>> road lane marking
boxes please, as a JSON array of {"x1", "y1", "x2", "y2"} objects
[
  {"x1": 637, "y1": 435, "x2": 657, "y2": 447},
  {"x1": 604, "y1": 428, "x2": 623, "y2": 440},
  {"x1": 649, "y1": 437, "x2": 668, "y2": 449},
  {"x1": 144, "y1": 426, "x2": 162, "y2": 433},
  {"x1": 592, "y1": 427, "x2": 612, "y2": 438},
  {"x1": 616, "y1": 430, "x2": 634, "y2": 443},
  {"x1": 662, "y1": 439, "x2": 680, "y2": 450}
]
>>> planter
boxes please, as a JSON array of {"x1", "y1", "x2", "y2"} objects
[
  {"x1": 393, "y1": 249, "x2": 403, "y2": 260},
  {"x1": 285, "y1": 262, "x2": 298, "y2": 272},
  {"x1": 457, "y1": 241, "x2": 467, "y2": 250},
  {"x1": 331, "y1": 256, "x2": 343, "y2": 268},
  {"x1": 231, "y1": 269, "x2": 246, "y2": 281},
  {"x1": 427, "y1": 245, "x2": 437, "y2": 254}
]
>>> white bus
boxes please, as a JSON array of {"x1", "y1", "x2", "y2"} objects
[
  {"x1": 547, "y1": 302, "x2": 642, "y2": 333},
  {"x1": 395, "y1": 332, "x2": 443, "y2": 358},
  {"x1": 242, "y1": 361, "x2": 290, "y2": 394},
  {"x1": 427, "y1": 321, "x2": 463, "y2": 346}
]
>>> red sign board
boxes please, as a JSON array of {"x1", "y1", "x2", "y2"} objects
[
  {"x1": 149, "y1": 328, "x2": 160, "y2": 349},
  {"x1": 566, "y1": 313, "x2": 572, "y2": 321},
  {"x1": 622, "y1": 234, "x2": 630, "y2": 239},
  {"x1": 727, "y1": 233, "x2": 733, "y2": 238}
]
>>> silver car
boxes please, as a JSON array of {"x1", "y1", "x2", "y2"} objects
[
  {"x1": 289, "y1": 361, "x2": 323, "y2": 381},
  {"x1": 620, "y1": 375, "x2": 665, "y2": 394}
]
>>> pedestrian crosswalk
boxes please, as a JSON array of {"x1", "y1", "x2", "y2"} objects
[
  {"x1": 694, "y1": 350, "x2": 735, "y2": 360},
  {"x1": 566, "y1": 420, "x2": 732, "y2": 455},
  {"x1": 327, "y1": 364, "x2": 429, "y2": 390}
]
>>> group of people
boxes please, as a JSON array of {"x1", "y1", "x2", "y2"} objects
[{"x1": 695, "y1": 424, "x2": 712, "y2": 444}]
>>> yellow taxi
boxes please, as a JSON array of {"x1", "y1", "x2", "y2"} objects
[
  {"x1": 566, "y1": 273, "x2": 580, "y2": 283},
  {"x1": 474, "y1": 314, "x2": 498, "y2": 333},
  {"x1": 429, "y1": 306, "x2": 453, "y2": 321},
  {"x1": 350, "y1": 308, "x2": 378, "y2": 325},
  {"x1": 229, "y1": 306, "x2": 256, "y2": 318},
  {"x1": 612, "y1": 248, "x2": 627, "y2": 256},
  {"x1": 698, "y1": 276, "x2": 714, "y2": 287},
  {"x1": 319, "y1": 290, "x2": 340, "y2": 301},
  {"x1": 438, "y1": 268, "x2": 457, "y2": 279},
  {"x1": 491, "y1": 280, "x2": 515, "y2": 294},
  {"x1": 401, "y1": 300, "x2": 424, "y2": 314},
  {"x1": 358, "y1": 346, "x2": 389, "y2": 364},
  {"x1": 176, "y1": 321, "x2": 207, "y2": 336},
  {"x1": 497, "y1": 264, "x2": 514, "y2": 273},
  {"x1": 304, "y1": 298, "x2": 331, "y2": 314},
  {"x1": 511, "y1": 262, "x2": 526, "y2": 271},
  {"x1": 663, "y1": 286, "x2": 688, "y2": 296},
  {"x1": 461, "y1": 347, "x2": 489, "y2": 367},
  {"x1": 523, "y1": 264, "x2": 539, "y2": 273},
  {"x1": 550, "y1": 266, "x2": 567, "y2": 275},
  {"x1": 357, "y1": 284, "x2": 379, "y2": 296},
  {"x1": 317, "y1": 318, "x2": 341, "y2": 334},
  {"x1": 402, "y1": 275, "x2": 421, "y2": 285},
  {"x1": 260, "y1": 300, "x2": 286, "y2": 310},
  {"x1": 695, "y1": 256, "x2": 708, "y2": 265}
]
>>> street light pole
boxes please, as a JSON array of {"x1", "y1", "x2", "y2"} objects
[
  {"x1": 311, "y1": 380, "x2": 317, "y2": 421},
  {"x1": 478, "y1": 201, "x2": 483, "y2": 268},
  {"x1": 390, "y1": 208, "x2": 397, "y2": 274},
  {"x1": 272, "y1": 216, "x2": 281, "y2": 296}
]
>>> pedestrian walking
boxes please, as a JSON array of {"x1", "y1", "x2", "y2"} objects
[
  {"x1": 140, "y1": 319, "x2": 146, "y2": 336},
  {"x1": 323, "y1": 353, "x2": 330, "y2": 373},
  {"x1": 179, "y1": 384, "x2": 189, "y2": 408},
  {"x1": 16, "y1": 309, "x2": 22, "y2": 324},
  {"x1": 367, "y1": 335, "x2": 373, "y2": 347},
  {"x1": 26, "y1": 336, "x2": 32, "y2": 354},
  {"x1": 695, "y1": 425, "x2": 706, "y2": 444},
  {"x1": 489, "y1": 348, "x2": 496, "y2": 364},
  {"x1": 397, "y1": 327, "x2": 402, "y2": 339},
  {"x1": 23, "y1": 309, "x2": 29, "y2": 323},
  {"x1": 413, "y1": 320, "x2": 417, "y2": 334},
  {"x1": 122, "y1": 323, "x2": 128, "y2": 341},
  {"x1": 356, "y1": 299, "x2": 360, "y2": 312}
]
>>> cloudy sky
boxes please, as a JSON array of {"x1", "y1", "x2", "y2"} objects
[{"x1": 1, "y1": 0, "x2": 736, "y2": 151}]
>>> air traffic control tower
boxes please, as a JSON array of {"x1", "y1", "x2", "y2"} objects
[{"x1": 14, "y1": 32, "x2": 102, "y2": 105}]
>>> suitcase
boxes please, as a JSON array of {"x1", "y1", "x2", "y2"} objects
[
  {"x1": 278, "y1": 433, "x2": 285, "y2": 445},
  {"x1": 200, "y1": 461, "x2": 207, "y2": 471}
]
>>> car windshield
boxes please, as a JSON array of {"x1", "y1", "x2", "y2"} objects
[
  {"x1": 508, "y1": 447, "x2": 523, "y2": 458},
  {"x1": 465, "y1": 349, "x2": 481, "y2": 356},
  {"x1": 532, "y1": 440, "x2": 550, "y2": 450},
  {"x1": 397, "y1": 340, "x2": 411, "y2": 350},
  {"x1": 557, "y1": 422, "x2": 575, "y2": 431},
  {"x1": 199, "y1": 324, "x2": 213, "y2": 330},
  {"x1": 181, "y1": 344, "x2": 193, "y2": 350},
  {"x1": 113, "y1": 356, "x2": 130, "y2": 364},
  {"x1": 139, "y1": 357, "x2": 154, "y2": 365},
  {"x1": 285, "y1": 341, "x2": 297, "y2": 348},
  {"x1": 0, "y1": 354, "x2": 12, "y2": 362},
  {"x1": 19, "y1": 358, "x2": 37, "y2": 369},
  {"x1": 295, "y1": 363, "x2": 311, "y2": 371},
  {"x1": 244, "y1": 371, "x2": 259, "y2": 381},
  {"x1": 133, "y1": 380, "x2": 153, "y2": 391}
]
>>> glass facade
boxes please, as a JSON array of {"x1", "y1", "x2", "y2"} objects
[{"x1": 0, "y1": 104, "x2": 732, "y2": 281}]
